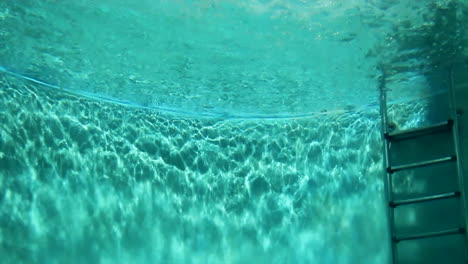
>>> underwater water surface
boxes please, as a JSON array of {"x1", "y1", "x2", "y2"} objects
[{"x1": 1, "y1": 0, "x2": 461, "y2": 115}]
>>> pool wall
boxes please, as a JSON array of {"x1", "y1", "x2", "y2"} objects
[{"x1": 0, "y1": 73, "x2": 391, "y2": 263}]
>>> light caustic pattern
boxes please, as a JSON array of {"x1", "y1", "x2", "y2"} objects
[{"x1": 0, "y1": 74, "x2": 389, "y2": 263}]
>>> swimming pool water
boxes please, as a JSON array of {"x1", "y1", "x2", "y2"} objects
[
  {"x1": 1, "y1": 0, "x2": 461, "y2": 116},
  {"x1": 0, "y1": 1, "x2": 466, "y2": 263}
]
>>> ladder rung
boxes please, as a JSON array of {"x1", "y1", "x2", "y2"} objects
[
  {"x1": 394, "y1": 228, "x2": 465, "y2": 243},
  {"x1": 387, "y1": 155, "x2": 456, "y2": 173},
  {"x1": 390, "y1": 191, "x2": 460, "y2": 208},
  {"x1": 385, "y1": 120, "x2": 453, "y2": 141}
]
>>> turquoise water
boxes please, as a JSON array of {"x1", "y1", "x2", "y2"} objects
[
  {"x1": 2, "y1": 0, "x2": 463, "y2": 116},
  {"x1": 0, "y1": 1, "x2": 466, "y2": 263}
]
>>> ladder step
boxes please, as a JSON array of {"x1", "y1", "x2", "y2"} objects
[
  {"x1": 394, "y1": 228, "x2": 465, "y2": 243},
  {"x1": 387, "y1": 155, "x2": 456, "y2": 173},
  {"x1": 385, "y1": 120, "x2": 453, "y2": 141},
  {"x1": 390, "y1": 191, "x2": 460, "y2": 208}
]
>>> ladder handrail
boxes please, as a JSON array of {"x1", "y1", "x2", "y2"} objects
[
  {"x1": 449, "y1": 66, "x2": 468, "y2": 254},
  {"x1": 379, "y1": 70, "x2": 398, "y2": 264}
]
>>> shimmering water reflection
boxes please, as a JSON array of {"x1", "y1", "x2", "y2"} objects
[{"x1": 0, "y1": 74, "x2": 391, "y2": 263}]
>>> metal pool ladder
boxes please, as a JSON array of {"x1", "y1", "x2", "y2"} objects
[{"x1": 378, "y1": 70, "x2": 468, "y2": 264}]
